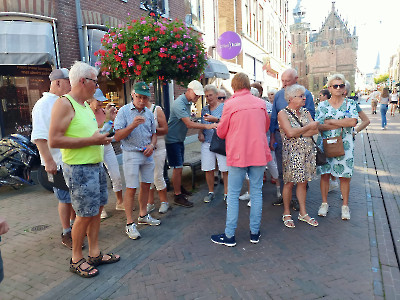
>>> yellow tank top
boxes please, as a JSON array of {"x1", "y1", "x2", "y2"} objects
[{"x1": 60, "y1": 94, "x2": 103, "y2": 165}]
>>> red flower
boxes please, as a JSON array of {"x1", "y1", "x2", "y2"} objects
[
  {"x1": 175, "y1": 34, "x2": 181, "y2": 38},
  {"x1": 142, "y1": 48, "x2": 151, "y2": 54},
  {"x1": 127, "y1": 26, "x2": 133, "y2": 29},
  {"x1": 133, "y1": 44, "x2": 140, "y2": 50},
  {"x1": 136, "y1": 65, "x2": 142, "y2": 70},
  {"x1": 145, "y1": 61, "x2": 150, "y2": 65},
  {"x1": 118, "y1": 43, "x2": 126, "y2": 52}
]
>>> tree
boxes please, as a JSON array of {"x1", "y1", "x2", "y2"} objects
[{"x1": 374, "y1": 73, "x2": 389, "y2": 85}]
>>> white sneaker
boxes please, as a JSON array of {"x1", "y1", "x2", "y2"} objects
[
  {"x1": 247, "y1": 200, "x2": 251, "y2": 207},
  {"x1": 115, "y1": 203, "x2": 125, "y2": 211},
  {"x1": 329, "y1": 180, "x2": 339, "y2": 192},
  {"x1": 239, "y1": 192, "x2": 250, "y2": 201},
  {"x1": 138, "y1": 214, "x2": 161, "y2": 226},
  {"x1": 147, "y1": 203, "x2": 156, "y2": 213},
  {"x1": 126, "y1": 223, "x2": 141, "y2": 239},
  {"x1": 100, "y1": 209, "x2": 108, "y2": 219},
  {"x1": 341, "y1": 205, "x2": 351, "y2": 220},
  {"x1": 318, "y1": 203, "x2": 329, "y2": 217},
  {"x1": 159, "y1": 202, "x2": 169, "y2": 214}
]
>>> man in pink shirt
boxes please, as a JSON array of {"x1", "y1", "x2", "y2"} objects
[{"x1": 211, "y1": 73, "x2": 272, "y2": 246}]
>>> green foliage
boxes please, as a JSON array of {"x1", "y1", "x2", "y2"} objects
[
  {"x1": 374, "y1": 73, "x2": 389, "y2": 84},
  {"x1": 95, "y1": 15, "x2": 207, "y2": 86}
]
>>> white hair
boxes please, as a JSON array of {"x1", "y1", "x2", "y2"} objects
[
  {"x1": 69, "y1": 61, "x2": 98, "y2": 87},
  {"x1": 285, "y1": 84, "x2": 305, "y2": 101},
  {"x1": 326, "y1": 73, "x2": 346, "y2": 88},
  {"x1": 218, "y1": 89, "x2": 227, "y2": 96},
  {"x1": 250, "y1": 87, "x2": 260, "y2": 97},
  {"x1": 267, "y1": 88, "x2": 278, "y2": 95},
  {"x1": 204, "y1": 84, "x2": 218, "y2": 94}
]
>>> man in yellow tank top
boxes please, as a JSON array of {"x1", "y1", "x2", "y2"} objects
[{"x1": 49, "y1": 61, "x2": 120, "y2": 278}]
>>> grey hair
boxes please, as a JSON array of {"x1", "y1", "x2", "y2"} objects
[
  {"x1": 267, "y1": 88, "x2": 278, "y2": 95},
  {"x1": 344, "y1": 80, "x2": 351, "y2": 94},
  {"x1": 282, "y1": 68, "x2": 298, "y2": 79},
  {"x1": 218, "y1": 89, "x2": 227, "y2": 96},
  {"x1": 250, "y1": 87, "x2": 260, "y2": 97},
  {"x1": 69, "y1": 61, "x2": 98, "y2": 87},
  {"x1": 326, "y1": 73, "x2": 346, "y2": 87},
  {"x1": 204, "y1": 84, "x2": 218, "y2": 94},
  {"x1": 285, "y1": 84, "x2": 306, "y2": 102}
]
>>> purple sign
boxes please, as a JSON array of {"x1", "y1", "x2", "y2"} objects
[{"x1": 217, "y1": 31, "x2": 242, "y2": 60}]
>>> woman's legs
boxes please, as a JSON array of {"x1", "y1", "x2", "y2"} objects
[
  {"x1": 339, "y1": 177, "x2": 351, "y2": 206},
  {"x1": 320, "y1": 174, "x2": 330, "y2": 204},
  {"x1": 282, "y1": 182, "x2": 294, "y2": 225}
]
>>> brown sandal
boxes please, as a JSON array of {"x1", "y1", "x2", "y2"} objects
[
  {"x1": 87, "y1": 252, "x2": 120, "y2": 267},
  {"x1": 70, "y1": 258, "x2": 99, "y2": 278}
]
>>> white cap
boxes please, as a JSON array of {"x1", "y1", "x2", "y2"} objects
[{"x1": 187, "y1": 80, "x2": 205, "y2": 96}]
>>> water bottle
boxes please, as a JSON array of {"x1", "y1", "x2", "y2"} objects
[{"x1": 100, "y1": 120, "x2": 113, "y2": 134}]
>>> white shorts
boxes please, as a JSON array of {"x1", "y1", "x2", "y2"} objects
[
  {"x1": 122, "y1": 150, "x2": 155, "y2": 189},
  {"x1": 201, "y1": 142, "x2": 228, "y2": 172}
]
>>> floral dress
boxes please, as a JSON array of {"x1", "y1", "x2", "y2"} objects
[
  {"x1": 316, "y1": 98, "x2": 358, "y2": 178},
  {"x1": 279, "y1": 107, "x2": 316, "y2": 184}
]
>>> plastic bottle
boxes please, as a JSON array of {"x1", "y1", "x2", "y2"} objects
[{"x1": 100, "y1": 120, "x2": 113, "y2": 134}]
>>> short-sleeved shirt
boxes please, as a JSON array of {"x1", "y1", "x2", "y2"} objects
[
  {"x1": 165, "y1": 94, "x2": 191, "y2": 144},
  {"x1": 114, "y1": 102, "x2": 156, "y2": 151},
  {"x1": 270, "y1": 88, "x2": 315, "y2": 133},
  {"x1": 31, "y1": 92, "x2": 63, "y2": 167},
  {"x1": 201, "y1": 103, "x2": 224, "y2": 143}
]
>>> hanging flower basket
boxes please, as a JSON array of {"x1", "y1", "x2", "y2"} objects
[{"x1": 95, "y1": 15, "x2": 207, "y2": 86}]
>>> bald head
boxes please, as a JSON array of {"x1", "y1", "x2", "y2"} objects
[{"x1": 281, "y1": 69, "x2": 298, "y2": 88}]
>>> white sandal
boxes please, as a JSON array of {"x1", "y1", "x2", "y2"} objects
[
  {"x1": 298, "y1": 213, "x2": 318, "y2": 227},
  {"x1": 282, "y1": 214, "x2": 295, "y2": 228}
]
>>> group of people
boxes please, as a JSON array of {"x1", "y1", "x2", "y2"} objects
[
  {"x1": 368, "y1": 87, "x2": 399, "y2": 130},
  {"x1": 211, "y1": 69, "x2": 369, "y2": 247},
  {"x1": 29, "y1": 61, "x2": 369, "y2": 276}
]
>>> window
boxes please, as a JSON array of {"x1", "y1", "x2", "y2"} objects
[
  {"x1": 259, "y1": 5, "x2": 263, "y2": 45},
  {"x1": 184, "y1": 0, "x2": 202, "y2": 29},
  {"x1": 252, "y1": 0, "x2": 257, "y2": 39},
  {"x1": 245, "y1": 0, "x2": 250, "y2": 35},
  {"x1": 140, "y1": 0, "x2": 169, "y2": 17}
]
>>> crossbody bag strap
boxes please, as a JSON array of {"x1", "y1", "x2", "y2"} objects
[{"x1": 284, "y1": 107, "x2": 318, "y2": 146}]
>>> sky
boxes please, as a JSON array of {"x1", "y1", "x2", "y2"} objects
[{"x1": 289, "y1": 0, "x2": 400, "y2": 74}]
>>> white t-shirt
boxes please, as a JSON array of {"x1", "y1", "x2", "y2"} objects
[{"x1": 31, "y1": 92, "x2": 63, "y2": 167}]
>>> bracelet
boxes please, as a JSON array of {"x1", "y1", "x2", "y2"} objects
[{"x1": 150, "y1": 144, "x2": 155, "y2": 148}]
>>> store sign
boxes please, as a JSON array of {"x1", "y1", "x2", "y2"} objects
[
  {"x1": 216, "y1": 31, "x2": 242, "y2": 60},
  {"x1": 0, "y1": 65, "x2": 52, "y2": 76}
]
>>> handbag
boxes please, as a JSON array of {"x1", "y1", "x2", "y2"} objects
[
  {"x1": 38, "y1": 165, "x2": 69, "y2": 191},
  {"x1": 284, "y1": 108, "x2": 327, "y2": 166},
  {"x1": 209, "y1": 129, "x2": 226, "y2": 156},
  {"x1": 322, "y1": 130, "x2": 345, "y2": 157}
]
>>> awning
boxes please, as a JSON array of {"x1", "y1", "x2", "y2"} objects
[
  {"x1": 0, "y1": 21, "x2": 56, "y2": 66},
  {"x1": 204, "y1": 58, "x2": 230, "y2": 79}
]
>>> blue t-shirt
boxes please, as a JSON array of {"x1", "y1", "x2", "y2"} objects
[
  {"x1": 201, "y1": 103, "x2": 224, "y2": 143},
  {"x1": 165, "y1": 94, "x2": 191, "y2": 144},
  {"x1": 270, "y1": 88, "x2": 315, "y2": 133}
]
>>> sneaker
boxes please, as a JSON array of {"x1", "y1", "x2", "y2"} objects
[
  {"x1": 138, "y1": 214, "x2": 161, "y2": 226},
  {"x1": 340, "y1": 194, "x2": 343, "y2": 200},
  {"x1": 318, "y1": 203, "x2": 329, "y2": 217},
  {"x1": 223, "y1": 194, "x2": 228, "y2": 202},
  {"x1": 115, "y1": 202, "x2": 125, "y2": 211},
  {"x1": 247, "y1": 200, "x2": 251, "y2": 207},
  {"x1": 291, "y1": 199, "x2": 300, "y2": 211},
  {"x1": 159, "y1": 202, "x2": 169, "y2": 214},
  {"x1": 147, "y1": 203, "x2": 155, "y2": 213},
  {"x1": 204, "y1": 192, "x2": 215, "y2": 203},
  {"x1": 61, "y1": 232, "x2": 73, "y2": 249},
  {"x1": 272, "y1": 196, "x2": 283, "y2": 206},
  {"x1": 100, "y1": 209, "x2": 108, "y2": 219},
  {"x1": 239, "y1": 192, "x2": 250, "y2": 201},
  {"x1": 341, "y1": 205, "x2": 351, "y2": 220},
  {"x1": 329, "y1": 180, "x2": 339, "y2": 192},
  {"x1": 126, "y1": 223, "x2": 141, "y2": 240},
  {"x1": 174, "y1": 194, "x2": 194, "y2": 207},
  {"x1": 250, "y1": 231, "x2": 261, "y2": 244},
  {"x1": 211, "y1": 233, "x2": 236, "y2": 247},
  {"x1": 181, "y1": 186, "x2": 192, "y2": 196}
]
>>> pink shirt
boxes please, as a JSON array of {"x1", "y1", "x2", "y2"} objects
[{"x1": 217, "y1": 89, "x2": 272, "y2": 167}]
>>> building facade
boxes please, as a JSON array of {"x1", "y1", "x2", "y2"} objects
[
  {"x1": 0, "y1": 0, "x2": 185, "y2": 137},
  {"x1": 290, "y1": 2, "x2": 358, "y2": 97}
]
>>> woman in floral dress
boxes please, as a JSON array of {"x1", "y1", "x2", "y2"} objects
[
  {"x1": 316, "y1": 74, "x2": 358, "y2": 220},
  {"x1": 278, "y1": 84, "x2": 319, "y2": 228}
]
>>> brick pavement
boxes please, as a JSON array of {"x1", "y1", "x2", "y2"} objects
[{"x1": 0, "y1": 99, "x2": 399, "y2": 299}]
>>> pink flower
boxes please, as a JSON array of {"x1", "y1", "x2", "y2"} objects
[
  {"x1": 95, "y1": 61, "x2": 102, "y2": 67},
  {"x1": 144, "y1": 36, "x2": 150, "y2": 41},
  {"x1": 141, "y1": 20, "x2": 146, "y2": 24},
  {"x1": 112, "y1": 43, "x2": 117, "y2": 49}
]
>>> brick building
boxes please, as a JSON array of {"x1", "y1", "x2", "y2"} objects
[
  {"x1": 0, "y1": 0, "x2": 185, "y2": 137},
  {"x1": 290, "y1": 1, "x2": 358, "y2": 98}
]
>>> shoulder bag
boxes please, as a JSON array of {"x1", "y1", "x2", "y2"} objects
[
  {"x1": 205, "y1": 106, "x2": 226, "y2": 156},
  {"x1": 284, "y1": 108, "x2": 327, "y2": 166}
]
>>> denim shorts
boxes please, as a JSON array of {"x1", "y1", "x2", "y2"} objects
[
  {"x1": 53, "y1": 187, "x2": 71, "y2": 204},
  {"x1": 166, "y1": 142, "x2": 184, "y2": 168},
  {"x1": 62, "y1": 163, "x2": 108, "y2": 217},
  {"x1": 122, "y1": 150, "x2": 155, "y2": 189}
]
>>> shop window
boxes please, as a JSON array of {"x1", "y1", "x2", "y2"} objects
[{"x1": 140, "y1": 0, "x2": 169, "y2": 17}]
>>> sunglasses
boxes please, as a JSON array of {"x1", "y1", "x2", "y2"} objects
[
  {"x1": 331, "y1": 84, "x2": 345, "y2": 89},
  {"x1": 85, "y1": 78, "x2": 99, "y2": 86},
  {"x1": 218, "y1": 96, "x2": 226, "y2": 100}
]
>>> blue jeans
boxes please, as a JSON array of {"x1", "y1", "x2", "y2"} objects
[
  {"x1": 380, "y1": 104, "x2": 388, "y2": 128},
  {"x1": 225, "y1": 165, "x2": 266, "y2": 237}
]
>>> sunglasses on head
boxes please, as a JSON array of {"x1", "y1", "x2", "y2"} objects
[
  {"x1": 218, "y1": 96, "x2": 226, "y2": 100},
  {"x1": 331, "y1": 84, "x2": 345, "y2": 89}
]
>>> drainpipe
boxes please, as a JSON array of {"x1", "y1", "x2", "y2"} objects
[{"x1": 75, "y1": 0, "x2": 86, "y2": 62}]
